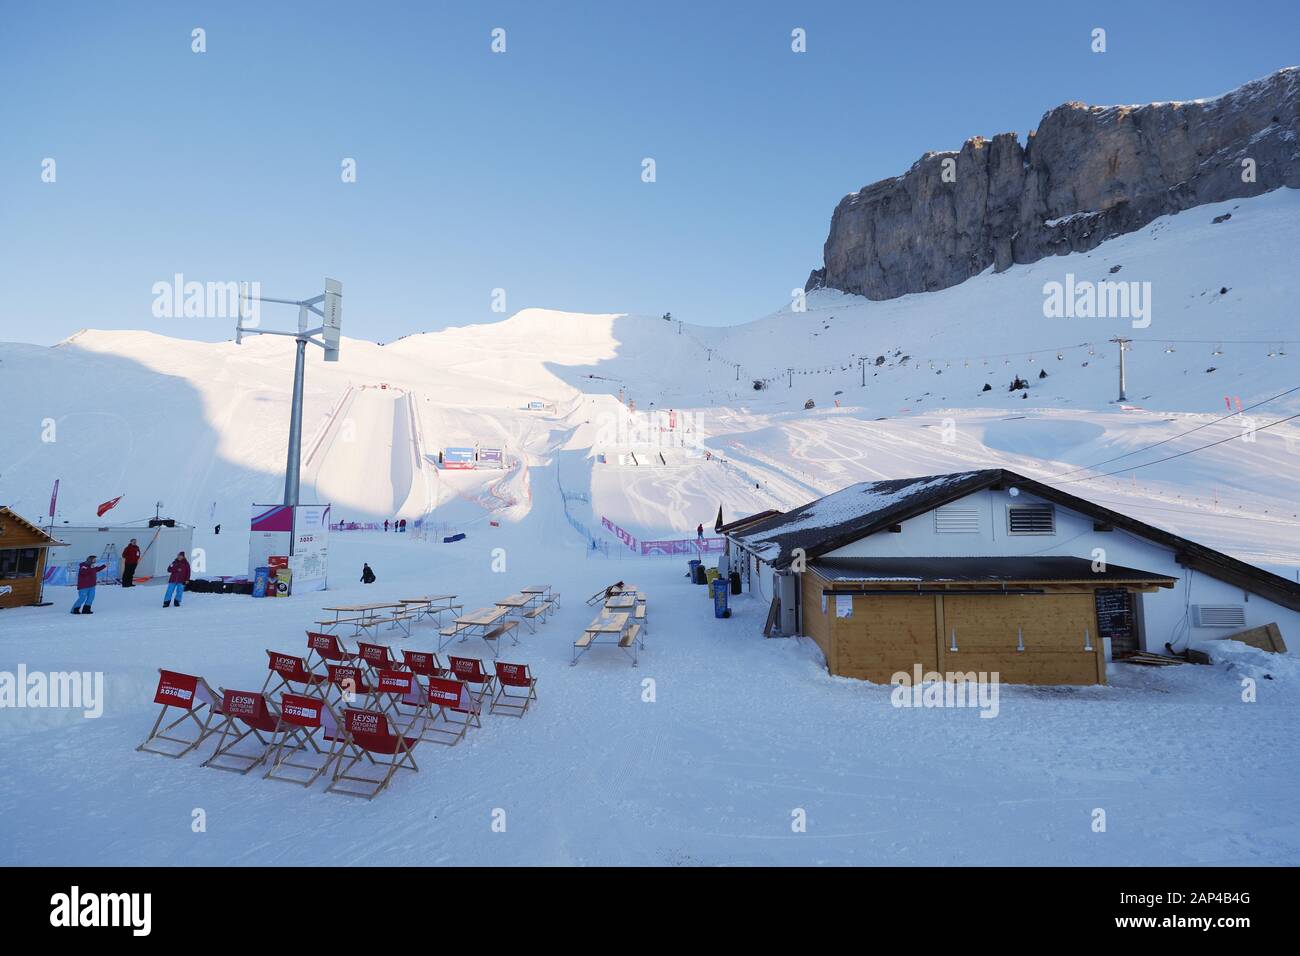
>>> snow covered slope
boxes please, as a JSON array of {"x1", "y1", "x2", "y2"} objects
[{"x1": 1, "y1": 190, "x2": 1298, "y2": 576}]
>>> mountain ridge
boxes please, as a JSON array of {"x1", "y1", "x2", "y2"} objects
[{"x1": 806, "y1": 66, "x2": 1300, "y2": 300}]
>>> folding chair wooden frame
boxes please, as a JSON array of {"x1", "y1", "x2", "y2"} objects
[
  {"x1": 137, "y1": 669, "x2": 224, "y2": 758},
  {"x1": 421, "y1": 675, "x2": 480, "y2": 746},
  {"x1": 261, "y1": 650, "x2": 327, "y2": 699},
  {"x1": 324, "y1": 663, "x2": 378, "y2": 712},
  {"x1": 356, "y1": 641, "x2": 400, "y2": 681},
  {"x1": 490, "y1": 661, "x2": 538, "y2": 717},
  {"x1": 373, "y1": 668, "x2": 427, "y2": 723},
  {"x1": 401, "y1": 649, "x2": 448, "y2": 690},
  {"x1": 264, "y1": 693, "x2": 346, "y2": 787},
  {"x1": 305, "y1": 630, "x2": 357, "y2": 672},
  {"x1": 327, "y1": 708, "x2": 423, "y2": 800},
  {"x1": 202, "y1": 689, "x2": 282, "y2": 774},
  {"x1": 447, "y1": 655, "x2": 497, "y2": 710}
]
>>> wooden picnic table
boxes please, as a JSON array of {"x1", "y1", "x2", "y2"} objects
[
  {"x1": 495, "y1": 590, "x2": 553, "y2": 632},
  {"x1": 440, "y1": 605, "x2": 515, "y2": 657},
  {"x1": 603, "y1": 593, "x2": 641, "y2": 610},
  {"x1": 573, "y1": 610, "x2": 641, "y2": 666},
  {"x1": 587, "y1": 611, "x2": 629, "y2": 634},
  {"x1": 520, "y1": 584, "x2": 551, "y2": 596},
  {"x1": 399, "y1": 594, "x2": 462, "y2": 622}
]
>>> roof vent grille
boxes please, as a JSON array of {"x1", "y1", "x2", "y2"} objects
[
  {"x1": 1192, "y1": 605, "x2": 1247, "y2": 628},
  {"x1": 1008, "y1": 504, "x2": 1055, "y2": 535},
  {"x1": 935, "y1": 506, "x2": 980, "y2": 534}
]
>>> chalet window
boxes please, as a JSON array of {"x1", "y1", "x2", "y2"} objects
[
  {"x1": 934, "y1": 505, "x2": 980, "y2": 533},
  {"x1": 1007, "y1": 504, "x2": 1055, "y2": 535},
  {"x1": 0, "y1": 548, "x2": 39, "y2": 579}
]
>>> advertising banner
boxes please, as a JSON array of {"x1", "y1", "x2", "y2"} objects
[
  {"x1": 600, "y1": 516, "x2": 638, "y2": 551},
  {"x1": 291, "y1": 504, "x2": 330, "y2": 592},
  {"x1": 442, "y1": 447, "x2": 477, "y2": 470},
  {"x1": 249, "y1": 505, "x2": 292, "y2": 579},
  {"x1": 478, "y1": 447, "x2": 504, "y2": 468}
]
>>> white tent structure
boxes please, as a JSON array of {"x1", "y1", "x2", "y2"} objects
[{"x1": 45, "y1": 521, "x2": 194, "y2": 586}]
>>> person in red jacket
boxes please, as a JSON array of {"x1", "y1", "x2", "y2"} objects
[
  {"x1": 164, "y1": 551, "x2": 190, "y2": 608},
  {"x1": 72, "y1": 554, "x2": 106, "y2": 614},
  {"x1": 121, "y1": 538, "x2": 141, "y2": 588}
]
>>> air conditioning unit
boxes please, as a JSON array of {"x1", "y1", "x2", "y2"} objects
[{"x1": 1192, "y1": 605, "x2": 1246, "y2": 628}]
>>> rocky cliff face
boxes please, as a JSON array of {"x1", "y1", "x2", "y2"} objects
[{"x1": 807, "y1": 67, "x2": 1300, "y2": 298}]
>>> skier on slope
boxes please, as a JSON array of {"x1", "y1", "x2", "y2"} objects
[
  {"x1": 361, "y1": 563, "x2": 376, "y2": 584},
  {"x1": 697, "y1": 523, "x2": 704, "y2": 541},
  {"x1": 384, "y1": 519, "x2": 390, "y2": 532},
  {"x1": 164, "y1": 552, "x2": 190, "y2": 607},
  {"x1": 72, "y1": 555, "x2": 106, "y2": 614}
]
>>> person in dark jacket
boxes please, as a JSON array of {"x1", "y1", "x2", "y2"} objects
[
  {"x1": 121, "y1": 539, "x2": 141, "y2": 588},
  {"x1": 164, "y1": 551, "x2": 190, "y2": 607},
  {"x1": 72, "y1": 555, "x2": 106, "y2": 613},
  {"x1": 361, "y1": 563, "x2": 376, "y2": 584},
  {"x1": 696, "y1": 523, "x2": 704, "y2": 541},
  {"x1": 383, "y1": 519, "x2": 390, "y2": 532}
]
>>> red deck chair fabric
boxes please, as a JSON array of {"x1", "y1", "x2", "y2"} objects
[
  {"x1": 422, "y1": 675, "x2": 480, "y2": 746},
  {"x1": 324, "y1": 663, "x2": 376, "y2": 710},
  {"x1": 137, "y1": 669, "x2": 225, "y2": 758},
  {"x1": 448, "y1": 655, "x2": 497, "y2": 708},
  {"x1": 202, "y1": 689, "x2": 282, "y2": 774},
  {"x1": 262, "y1": 650, "x2": 327, "y2": 699},
  {"x1": 373, "y1": 668, "x2": 428, "y2": 722},
  {"x1": 327, "y1": 708, "x2": 421, "y2": 800},
  {"x1": 490, "y1": 661, "x2": 538, "y2": 717},
  {"x1": 401, "y1": 649, "x2": 447, "y2": 683},
  {"x1": 356, "y1": 641, "x2": 398, "y2": 678},
  {"x1": 264, "y1": 693, "x2": 345, "y2": 787},
  {"x1": 305, "y1": 630, "x2": 356, "y2": 671}
]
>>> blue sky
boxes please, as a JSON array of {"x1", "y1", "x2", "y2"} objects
[{"x1": 1, "y1": 0, "x2": 1296, "y2": 345}]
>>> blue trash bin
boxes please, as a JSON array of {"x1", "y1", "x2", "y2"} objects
[
  {"x1": 688, "y1": 559, "x2": 702, "y2": 584},
  {"x1": 711, "y1": 577, "x2": 729, "y2": 618},
  {"x1": 252, "y1": 566, "x2": 270, "y2": 598}
]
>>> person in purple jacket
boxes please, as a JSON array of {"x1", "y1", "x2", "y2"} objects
[
  {"x1": 72, "y1": 554, "x2": 106, "y2": 614},
  {"x1": 164, "y1": 552, "x2": 191, "y2": 608}
]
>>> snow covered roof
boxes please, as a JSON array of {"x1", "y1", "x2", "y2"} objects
[
  {"x1": 811, "y1": 556, "x2": 1176, "y2": 587},
  {"x1": 730, "y1": 468, "x2": 1300, "y2": 612},
  {"x1": 731, "y1": 470, "x2": 997, "y2": 568}
]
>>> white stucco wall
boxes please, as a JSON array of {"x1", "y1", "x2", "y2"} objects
[{"x1": 822, "y1": 487, "x2": 1300, "y2": 653}]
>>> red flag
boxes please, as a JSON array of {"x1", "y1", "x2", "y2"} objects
[{"x1": 97, "y1": 495, "x2": 123, "y2": 518}]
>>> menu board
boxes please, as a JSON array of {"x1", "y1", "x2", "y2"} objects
[{"x1": 1094, "y1": 588, "x2": 1135, "y2": 649}]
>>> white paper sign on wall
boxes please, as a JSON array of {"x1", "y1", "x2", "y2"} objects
[{"x1": 835, "y1": 595, "x2": 854, "y2": 618}]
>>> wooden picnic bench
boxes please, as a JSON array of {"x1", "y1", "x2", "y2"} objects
[
  {"x1": 573, "y1": 611, "x2": 640, "y2": 666},
  {"x1": 440, "y1": 606, "x2": 515, "y2": 658}
]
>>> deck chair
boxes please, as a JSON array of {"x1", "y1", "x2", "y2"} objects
[
  {"x1": 401, "y1": 649, "x2": 447, "y2": 687},
  {"x1": 137, "y1": 669, "x2": 224, "y2": 758},
  {"x1": 202, "y1": 689, "x2": 281, "y2": 774},
  {"x1": 422, "y1": 675, "x2": 480, "y2": 746},
  {"x1": 305, "y1": 630, "x2": 356, "y2": 671},
  {"x1": 326, "y1": 708, "x2": 422, "y2": 800},
  {"x1": 373, "y1": 668, "x2": 427, "y2": 721},
  {"x1": 264, "y1": 693, "x2": 346, "y2": 787},
  {"x1": 490, "y1": 661, "x2": 538, "y2": 717},
  {"x1": 448, "y1": 655, "x2": 497, "y2": 709},
  {"x1": 324, "y1": 663, "x2": 376, "y2": 710},
  {"x1": 356, "y1": 641, "x2": 399, "y2": 679},
  {"x1": 261, "y1": 650, "x2": 327, "y2": 699}
]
